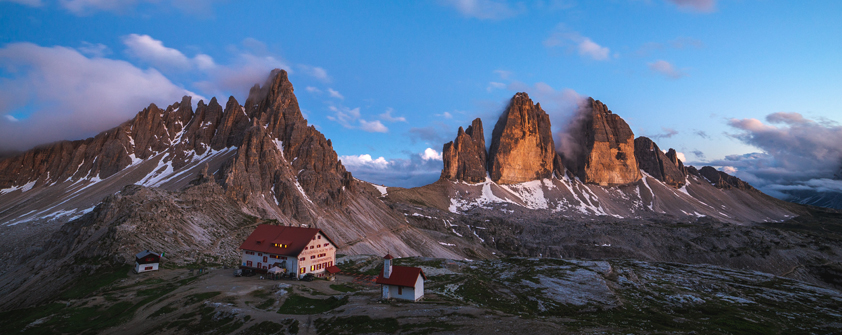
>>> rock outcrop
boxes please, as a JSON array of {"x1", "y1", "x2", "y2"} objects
[
  {"x1": 665, "y1": 149, "x2": 687, "y2": 176},
  {"x1": 441, "y1": 118, "x2": 487, "y2": 183},
  {"x1": 487, "y1": 93, "x2": 557, "y2": 184},
  {"x1": 563, "y1": 98, "x2": 641, "y2": 186},
  {"x1": 634, "y1": 137, "x2": 686, "y2": 188}
]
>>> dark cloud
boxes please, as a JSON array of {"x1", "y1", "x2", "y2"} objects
[
  {"x1": 691, "y1": 150, "x2": 706, "y2": 159},
  {"x1": 407, "y1": 123, "x2": 451, "y2": 147},
  {"x1": 650, "y1": 127, "x2": 679, "y2": 140},
  {"x1": 711, "y1": 112, "x2": 842, "y2": 199},
  {"x1": 693, "y1": 130, "x2": 710, "y2": 139}
]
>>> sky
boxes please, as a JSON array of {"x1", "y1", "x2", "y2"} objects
[{"x1": 1, "y1": 0, "x2": 841, "y2": 198}]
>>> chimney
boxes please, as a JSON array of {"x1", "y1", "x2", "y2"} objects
[{"x1": 383, "y1": 253, "x2": 394, "y2": 279}]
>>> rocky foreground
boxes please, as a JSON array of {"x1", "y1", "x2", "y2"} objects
[{"x1": 1, "y1": 256, "x2": 839, "y2": 334}]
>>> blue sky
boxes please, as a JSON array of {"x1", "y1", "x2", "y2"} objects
[{"x1": 1, "y1": 0, "x2": 841, "y2": 194}]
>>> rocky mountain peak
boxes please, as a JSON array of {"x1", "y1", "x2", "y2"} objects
[
  {"x1": 697, "y1": 166, "x2": 755, "y2": 191},
  {"x1": 487, "y1": 93, "x2": 557, "y2": 184},
  {"x1": 563, "y1": 98, "x2": 641, "y2": 186},
  {"x1": 665, "y1": 149, "x2": 687, "y2": 176},
  {"x1": 441, "y1": 118, "x2": 487, "y2": 183},
  {"x1": 634, "y1": 136, "x2": 686, "y2": 188}
]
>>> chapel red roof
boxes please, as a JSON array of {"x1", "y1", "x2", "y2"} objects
[
  {"x1": 238, "y1": 224, "x2": 336, "y2": 256},
  {"x1": 383, "y1": 254, "x2": 394, "y2": 260},
  {"x1": 375, "y1": 265, "x2": 426, "y2": 287}
]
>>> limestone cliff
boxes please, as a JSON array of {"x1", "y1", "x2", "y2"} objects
[
  {"x1": 441, "y1": 118, "x2": 487, "y2": 183},
  {"x1": 634, "y1": 137, "x2": 686, "y2": 188},
  {"x1": 487, "y1": 93, "x2": 557, "y2": 184},
  {"x1": 563, "y1": 98, "x2": 641, "y2": 186}
]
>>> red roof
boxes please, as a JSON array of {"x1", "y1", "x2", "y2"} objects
[
  {"x1": 325, "y1": 266, "x2": 341, "y2": 274},
  {"x1": 238, "y1": 224, "x2": 336, "y2": 256},
  {"x1": 383, "y1": 254, "x2": 394, "y2": 260},
  {"x1": 375, "y1": 265, "x2": 426, "y2": 287}
]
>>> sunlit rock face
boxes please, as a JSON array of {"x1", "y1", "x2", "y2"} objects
[
  {"x1": 564, "y1": 98, "x2": 641, "y2": 186},
  {"x1": 634, "y1": 136, "x2": 686, "y2": 188},
  {"x1": 441, "y1": 118, "x2": 488, "y2": 183},
  {"x1": 487, "y1": 93, "x2": 557, "y2": 184}
]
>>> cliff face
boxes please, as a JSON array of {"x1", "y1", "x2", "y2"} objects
[
  {"x1": 564, "y1": 98, "x2": 641, "y2": 186},
  {"x1": 487, "y1": 93, "x2": 557, "y2": 184},
  {"x1": 696, "y1": 166, "x2": 755, "y2": 191},
  {"x1": 441, "y1": 118, "x2": 488, "y2": 183},
  {"x1": 634, "y1": 136, "x2": 686, "y2": 188}
]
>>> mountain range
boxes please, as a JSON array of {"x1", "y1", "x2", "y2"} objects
[{"x1": 0, "y1": 69, "x2": 840, "y2": 311}]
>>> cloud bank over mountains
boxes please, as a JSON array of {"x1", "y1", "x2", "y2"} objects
[{"x1": 709, "y1": 112, "x2": 842, "y2": 198}]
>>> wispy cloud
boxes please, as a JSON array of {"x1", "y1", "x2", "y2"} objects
[
  {"x1": 327, "y1": 88, "x2": 344, "y2": 100},
  {"x1": 78, "y1": 41, "x2": 111, "y2": 57},
  {"x1": 438, "y1": 0, "x2": 523, "y2": 20},
  {"x1": 379, "y1": 108, "x2": 407, "y2": 122},
  {"x1": 487, "y1": 81, "x2": 506, "y2": 92},
  {"x1": 298, "y1": 65, "x2": 331, "y2": 82},
  {"x1": 648, "y1": 60, "x2": 687, "y2": 79},
  {"x1": 359, "y1": 119, "x2": 388, "y2": 133},
  {"x1": 544, "y1": 27, "x2": 612, "y2": 61},
  {"x1": 305, "y1": 86, "x2": 322, "y2": 94},
  {"x1": 636, "y1": 37, "x2": 704, "y2": 56},
  {"x1": 665, "y1": 0, "x2": 717, "y2": 13},
  {"x1": 693, "y1": 129, "x2": 710, "y2": 139},
  {"x1": 45, "y1": 0, "x2": 223, "y2": 16},
  {"x1": 122, "y1": 34, "x2": 215, "y2": 71},
  {"x1": 650, "y1": 126, "x2": 679, "y2": 140}
]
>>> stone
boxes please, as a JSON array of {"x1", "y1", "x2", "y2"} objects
[
  {"x1": 441, "y1": 118, "x2": 487, "y2": 183},
  {"x1": 487, "y1": 93, "x2": 556, "y2": 184},
  {"x1": 697, "y1": 166, "x2": 755, "y2": 191},
  {"x1": 563, "y1": 98, "x2": 641, "y2": 186},
  {"x1": 634, "y1": 137, "x2": 686, "y2": 188}
]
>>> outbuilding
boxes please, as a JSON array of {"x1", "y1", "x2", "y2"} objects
[
  {"x1": 134, "y1": 250, "x2": 162, "y2": 273},
  {"x1": 239, "y1": 224, "x2": 337, "y2": 279},
  {"x1": 375, "y1": 254, "x2": 426, "y2": 301}
]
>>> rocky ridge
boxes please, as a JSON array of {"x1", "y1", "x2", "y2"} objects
[{"x1": 633, "y1": 136, "x2": 687, "y2": 188}]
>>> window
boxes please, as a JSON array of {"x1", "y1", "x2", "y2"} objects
[
  {"x1": 324, "y1": 242, "x2": 329, "y2": 247},
  {"x1": 245, "y1": 251, "x2": 255, "y2": 255},
  {"x1": 310, "y1": 255, "x2": 315, "y2": 259},
  {"x1": 300, "y1": 267, "x2": 305, "y2": 274},
  {"x1": 258, "y1": 253, "x2": 262, "y2": 256},
  {"x1": 299, "y1": 257, "x2": 305, "y2": 262},
  {"x1": 281, "y1": 257, "x2": 287, "y2": 260},
  {"x1": 317, "y1": 244, "x2": 321, "y2": 248},
  {"x1": 398, "y1": 287, "x2": 402, "y2": 295},
  {"x1": 318, "y1": 235, "x2": 321, "y2": 239},
  {"x1": 257, "y1": 262, "x2": 262, "y2": 268},
  {"x1": 263, "y1": 256, "x2": 268, "y2": 263},
  {"x1": 310, "y1": 265, "x2": 315, "y2": 271},
  {"x1": 247, "y1": 261, "x2": 252, "y2": 267},
  {"x1": 145, "y1": 266, "x2": 153, "y2": 270}
]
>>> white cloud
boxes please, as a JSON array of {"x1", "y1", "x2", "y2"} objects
[
  {"x1": 379, "y1": 108, "x2": 406, "y2": 122},
  {"x1": 359, "y1": 119, "x2": 388, "y2": 133},
  {"x1": 299, "y1": 65, "x2": 331, "y2": 82},
  {"x1": 665, "y1": 0, "x2": 717, "y2": 13},
  {"x1": 4, "y1": 115, "x2": 19, "y2": 122},
  {"x1": 305, "y1": 86, "x2": 322, "y2": 94},
  {"x1": 420, "y1": 148, "x2": 443, "y2": 161},
  {"x1": 78, "y1": 41, "x2": 111, "y2": 57},
  {"x1": 327, "y1": 88, "x2": 344, "y2": 99},
  {"x1": 435, "y1": 111, "x2": 454, "y2": 119},
  {"x1": 487, "y1": 81, "x2": 506, "y2": 92},
  {"x1": 122, "y1": 34, "x2": 215, "y2": 72},
  {"x1": 438, "y1": 0, "x2": 523, "y2": 20},
  {"x1": 493, "y1": 69, "x2": 512, "y2": 79},
  {"x1": 0, "y1": 42, "x2": 195, "y2": 151},
  {"x1": 722, "y1": 166, "x2": 737, "y2": 174},
  {"x1": 340, "y1": 154, "x2": 390, "y2": 169},
  {"x1": 192, "y1": 38, "x2": 291, "y2": 99},
  {"x1": 648, "y1": 60, "x2": 686, "y2": 79},
  {"x1": 326, "y1": 105, "x2": 361, "y2": 128},
  {"x1": 544, "y1": 27, "x2": 612, "y2": 61},
  {"x1": 341, "y1": 149, "x2": 444, "y2": 187},
  {"x1": 576, "y1": 38, "x2": 610, "y2": 61},
  {"x1": 676, "y1": 151, "x2": 686, "y2": 162}
]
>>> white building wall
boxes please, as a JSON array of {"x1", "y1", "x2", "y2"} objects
[
  {"x1": 135, "y1": 262, "x2": 159, "y2": 273},
  {"x1": 414, "y1": 275, "x2": 424, "y2": 301},
  {"x1": 295, "y1": 232, "x2": 336, "y2": 278}
]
